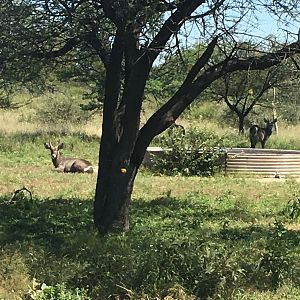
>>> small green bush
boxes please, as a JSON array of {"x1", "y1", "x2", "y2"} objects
[
  {"x1": 255, "y1": 221, "x2": 294, "y2": 290},
  {"x1": 150, "y1": 126, "x2": 247, "y2": 176},
  {"x1": 34, "y1": 283, "x2": 91, "y2": 300},
  {"x1": 284, "y1": 197, "x2": 300, "y2": 220}
]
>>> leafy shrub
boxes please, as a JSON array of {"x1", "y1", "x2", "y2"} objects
[
  {"x1": 284, "y1": 197, "x2": 300, "y2": 220},
  {"x1": 184, "y1": 101, "x2": 226, "y2": 122},
  {"x1": 32, "y1": 283, "x2": 91, "y2": 300},
  {"x1": 150, "y1": 126, "x2": 247, "y2": 176},
  {"x1": 255, "y1": 221, "x2": 293, "y2": 290}
]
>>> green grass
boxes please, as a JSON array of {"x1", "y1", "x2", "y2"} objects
[{"x1": 1, "y1": 95, "x2": 300, "y2": 299}]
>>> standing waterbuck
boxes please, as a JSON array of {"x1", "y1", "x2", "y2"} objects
[
  {"x1": 44, "y1": 142, "x2": 94, "y2": 173},
  {"x1": 249, "y1": 118, "x2": 277, "y2": 148}
]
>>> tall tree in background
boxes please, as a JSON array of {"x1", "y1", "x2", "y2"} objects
[
  {"x1": 209, "y1": 67, "x2": 280, "y2": 133},
  {"x1": 1, "y1": 0, "x2": 300, "y2": 234}
]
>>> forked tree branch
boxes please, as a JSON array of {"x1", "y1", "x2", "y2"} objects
[{"x1": 180, "y1": 36, "x2": 219, "y2": 91}]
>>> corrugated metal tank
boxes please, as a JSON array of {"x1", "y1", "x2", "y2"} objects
[{"x1": 225, "y1": 148, "x2": 300, "y2": 178}]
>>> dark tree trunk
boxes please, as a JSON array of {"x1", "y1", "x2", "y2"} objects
[
  {"x1": 238, "y1": 114, "x2": 245, "y2": 134},
  {"x1": 94, "y1": 158, "x2": 138, "y2": 234},
  {"x1": 93, "y1": 132, "x2": 148, "y2": 234},
  {"x1": 93, "y1": 30, "x2": 151, "y2": 234}
]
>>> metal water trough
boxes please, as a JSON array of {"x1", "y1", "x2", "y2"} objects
[{"x1": 144, "y1": 147, "x2": 300, "y2": 178}]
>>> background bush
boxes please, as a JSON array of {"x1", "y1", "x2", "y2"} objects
[{"x1": 36, "y1": 97, "x2": 89, "y2": 125}]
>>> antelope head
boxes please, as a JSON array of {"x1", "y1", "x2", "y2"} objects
[
  {"x1": 44, "y1": 142, "x2": 64, "y2": 165},
  {"x1": 44, "y1": 141, "x2": 94, "y2": 173}
]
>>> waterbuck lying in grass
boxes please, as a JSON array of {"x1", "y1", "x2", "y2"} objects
[
  {"x1": 44, "y1": 142, "x2": 93, "y2": 173},
  {"x1": 249, "y1": 118, "x2": 277, "y2": 148}
]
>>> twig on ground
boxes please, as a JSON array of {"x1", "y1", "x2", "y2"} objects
[{"x1": 8, "y1": 186, "x2": 33, "y2": 204}]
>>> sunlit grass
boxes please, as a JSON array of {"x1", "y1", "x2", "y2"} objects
[{"x1": 2, "y1": 90, "x2": 300, "y2": 151}]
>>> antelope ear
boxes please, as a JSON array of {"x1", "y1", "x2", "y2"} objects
[
  {"x1": 264, "y1": 118, "x2": 269, "y2": 123},
  {"x1": 57, "y1": 143, "x2": 64, "y2": 150},
  {"x1": 44, "y1": 143, "x2": 51, "y2": 149},
  {"x1": 273, "y1": 118, "x2": 278, "y2": 122}
]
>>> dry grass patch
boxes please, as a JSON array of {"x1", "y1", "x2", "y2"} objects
[{"x1": 0, "y1": 109, "x2": 101, "y2": 136}]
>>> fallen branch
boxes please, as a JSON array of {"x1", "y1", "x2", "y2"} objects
[{"x1": 8, "y1": 186, "x2": 33, "y2": 204}]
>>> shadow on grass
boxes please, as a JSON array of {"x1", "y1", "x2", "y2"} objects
[
  {"x1": 0, "y1": 192, "x2": 300, "y2": 299},
  {"x1": 1, "y1": 192, "x2": 299, "y2": 249},
  {"x1": 0, "y1": 194, "x2": 94, "y2": 250}
]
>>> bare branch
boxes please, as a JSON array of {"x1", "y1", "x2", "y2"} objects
[
  {"x1": 290, "y1": 56, "x2": 300, "y2": 69},
  {"x1": 8, "y1": 186, "x2": 33, "y2": 204},
  {"x1": 188, "y1": 0, "x2": 225, "y2": 20}
]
